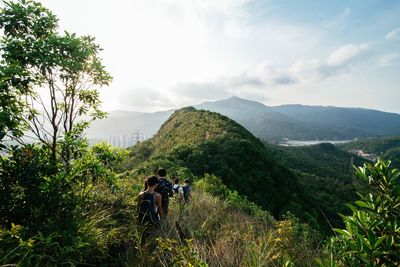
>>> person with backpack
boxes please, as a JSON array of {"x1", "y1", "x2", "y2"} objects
[
  {"x1": 172, "y1": 177, "x2": 184, "y2": 195},
  {"x1": 155, "y1": 168, "x2": 173, "y2": 215},
  {"x1": 182, "y1": 179, "x2": 192, "y2": 204},
  {"x1": 137, "y1": 175, "x2": 164, "y2": 227}
]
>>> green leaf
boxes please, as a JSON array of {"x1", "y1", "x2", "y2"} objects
[
  {"x1": 334, "y1": 228, "x2": 352, "y2": 238},
  {"x1": 373, "y1": 236, "x2": 386, "y2": 250},
  {"x1": 355, "y1": 200, "x2": 372, "y2": 210}
]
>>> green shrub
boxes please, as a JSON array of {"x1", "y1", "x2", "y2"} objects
[
  {"x1": 322, "y1": 159, "x2": 400, "y2": 266},
  {"x1": 0, "y1": 144, "x2": 76, "y2": 231}
]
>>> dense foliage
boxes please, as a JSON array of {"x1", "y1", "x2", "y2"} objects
[
  {"x1": 319, "y1": 159, "x2": 400, "y2": 266},
  {"x1": 0, "y1": 142, "x2": 130, "y2": 265},
  {"x1": 268, "y1": 143, "x2": 369, "y2": 231},
  {"x1": 0, "y1": 1, "x2": 124, "y2": 265}
]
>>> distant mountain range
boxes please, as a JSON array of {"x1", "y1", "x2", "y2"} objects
[{"x1": 87, "y1": 96, "x2": 400, "y2": 142}]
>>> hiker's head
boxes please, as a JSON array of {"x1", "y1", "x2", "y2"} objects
[
  {"x1": 147, "y1": 175, "x2": 159, "y2": 187},
  {"x1": 174, "y1": 177, "x2": 179, "y2": 184},
  {"x1": 157, "y1": 168, "x2": 167, "y2": 177},
  {"x1": 184, "y1": 179, "x2": 190, "y2": 184}
]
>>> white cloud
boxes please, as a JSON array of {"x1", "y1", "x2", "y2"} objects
[
  {"x1": 117, "y1": 87, "x2": 173, "y2": 110},
  {"x1": 378, "y1": 53, "x2": 400, "y2": 67},
  {"x1": 326, "y1": 44, "x2": 369, "y2": 67},
  {"x1": 385, "y1": 27, "x2": 400, "y2": 40},
  {"x1": 162, "y1": 42, "x2": 372, "y2": 105},
  {"x1": 170, "y1": 74, "x2": 265, "y2": 105}
]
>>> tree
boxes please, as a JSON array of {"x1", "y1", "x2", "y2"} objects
[{"x1": 0, "y1": 0, "x2": 112, "y2": 164}]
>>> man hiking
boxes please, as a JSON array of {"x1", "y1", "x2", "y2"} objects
[
  {"x1": 137, "y1": 175, "x2": 164, "y2": 227},
  {"x1": 182, "y1": 179, "x2": 192, "y2": 204},
  {"x1": 172, "y1": 177, "x2": 184, "y2": 195},
  {"x1": 155, "y1": 168, "x2": 173, "y2": 215}
]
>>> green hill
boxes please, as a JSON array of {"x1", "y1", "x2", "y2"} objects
[
  {"x1": 125, "y1": 107, "x2": 367, "y2": 233},
  {"x1": 268, "y1": 143, "x2": 368, "y2": 230},
  {"x1": 269, "y1": 143, "x2": 366, "y2": 182},
  {"x1": 339, "y1": 136, "x2": 400, "y2": 168},
  {"x1": 128, "y1": 107, "x2": 299, "y2": 217}
]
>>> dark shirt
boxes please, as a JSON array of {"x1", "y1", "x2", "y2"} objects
[{"x1": 156, "y1": 177, "x2": 173, "y2": 209}]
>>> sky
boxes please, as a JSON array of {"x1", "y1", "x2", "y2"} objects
[{"x1": 40, "y1": 0, "x2": 400, "y2": 113}]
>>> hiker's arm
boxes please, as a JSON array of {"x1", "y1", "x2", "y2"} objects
[{"x1": 156, "y1": 194, "x2": 164, "y2": 218}]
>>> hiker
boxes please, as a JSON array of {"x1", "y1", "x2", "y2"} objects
[
  {"x1": 172, "y1": 177, "x2": 184, "y2": 195},
  {"x1": 182, "y1": 179, "x2": 192, "y2": 204},
  {"x1": 155, "y1": 168, "x2": 173, "y2": 215},
  {"x1": 137, "y1": 175, "x2": 164, "y2": 227}
]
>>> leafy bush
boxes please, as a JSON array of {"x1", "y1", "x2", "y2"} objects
[
  {"x1": 321, "y1": 159, "x2": 400, "y2": 266},
  {"x1": 0, "y1": 144, "x2": 76, "y2": 231},
  {"x1": 0, "y1": 141, "x2": 130, "y2": 265}
]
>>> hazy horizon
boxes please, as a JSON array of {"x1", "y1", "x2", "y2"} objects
[
  {"x1": 106, "y1": 96, "x2": 400, "y2": 115},
  {"x1": 39, "y1": 0, "x2": 400, "y2": 113}
]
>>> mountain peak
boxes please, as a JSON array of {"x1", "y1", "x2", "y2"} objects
[{"x1": 154, "y1": 107, "x2": 261, "y2": 153}]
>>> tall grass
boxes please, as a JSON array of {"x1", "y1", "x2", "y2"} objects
[
  {"x1": 151, "y1": 190, "x2": 322, "y2": 266},
  {"x1": 1, "y1": 173, "x2": 322, "y2": 266}
]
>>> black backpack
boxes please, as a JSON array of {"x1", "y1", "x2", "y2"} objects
[
  {"x1": 138, "y1": 192, "x2": 159, "y2": 226},
  {"x1": 157, "y1": 179, "x2": 173, "y2": 204}
]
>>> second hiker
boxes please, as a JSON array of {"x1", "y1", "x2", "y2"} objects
[
  {"x1": 182, "y1": 179, "x2": 192, "y2": 204},
  {"x1": 155, "y1": 168, "x2": 173, "y2": 215}
]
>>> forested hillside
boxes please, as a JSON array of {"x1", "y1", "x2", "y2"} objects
[
  {"x1": 339, "y1": 136, "x2": 400, "y2": 167},
  {"x1": 125, "y1": 107, "x2": 302, "y2": 217},
  {"x1": 124, "y1": 107, "x2": 366, "y2": 232},
  {"x1": 268, "y1": 143, "x2": 368, "y2": 231}
]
